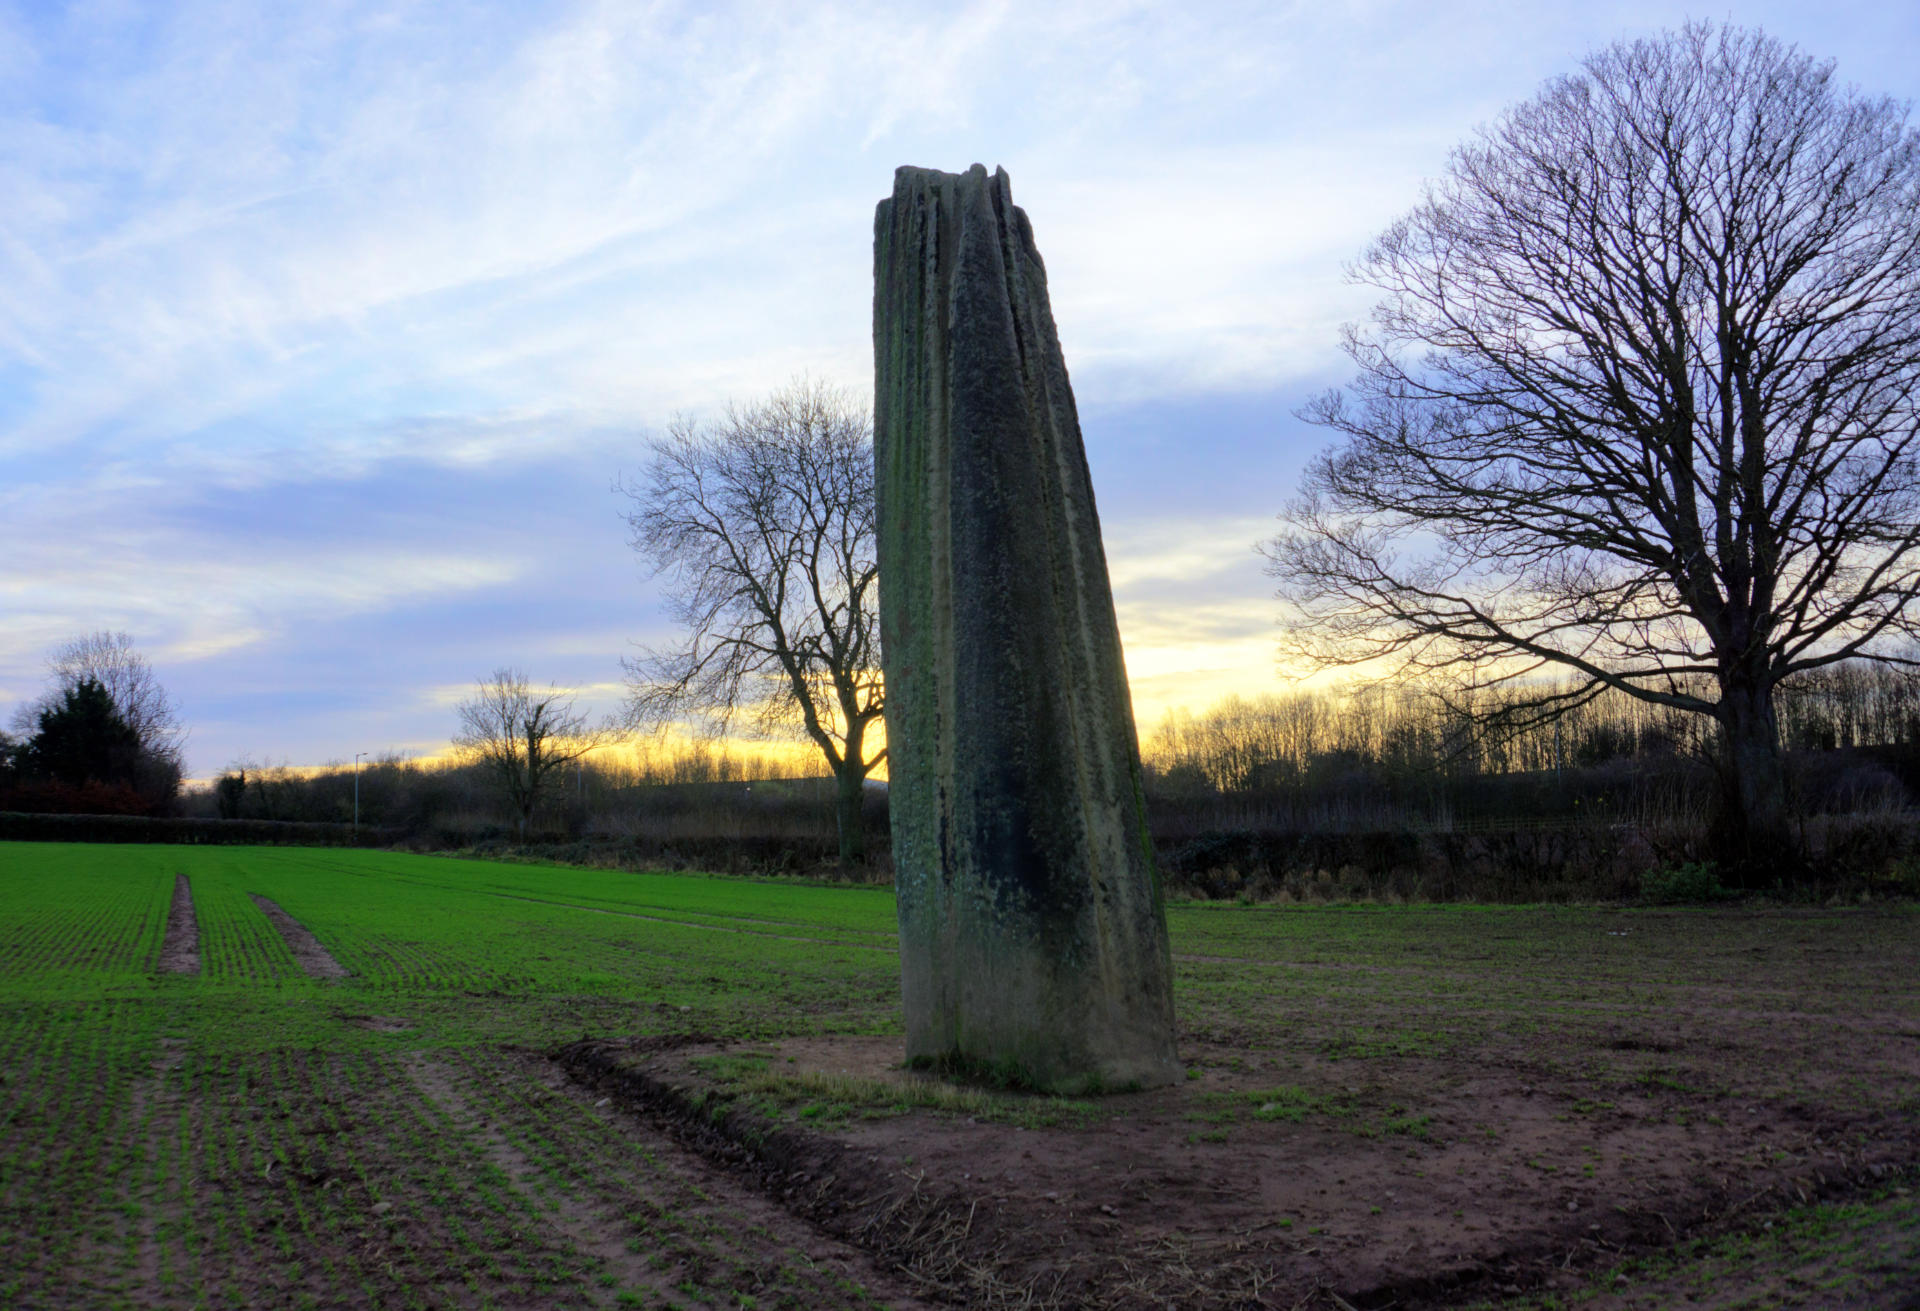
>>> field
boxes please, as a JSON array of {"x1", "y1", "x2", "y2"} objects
[{"x1": 0, "y1": 845, "x2": 1915, "y2": 1310}]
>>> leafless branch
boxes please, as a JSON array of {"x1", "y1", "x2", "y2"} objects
[
  {"x1": 617, "y1": 376, "x2": 885, "y2": 862},
  {"x1": 1267, "y1": 23, "x2": 1920, "y2": 870}
]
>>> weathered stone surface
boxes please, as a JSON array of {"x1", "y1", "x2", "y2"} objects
[{"x1": 873, "y1": 163, "x2": 1179, "y2": 1092}]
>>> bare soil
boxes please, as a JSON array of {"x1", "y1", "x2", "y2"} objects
[
  {"x1": 157, "y1": 873, "x2": 197, "y2": 975},
  {"x1": 341, "y1": 1014, "x2": 414, "y2": 1032},
  {"x1": 249, "y1": 893, "x2": 348, "y2": 978},
  {"x1": 559, "y1": 1023, "x2": 1920, "y2": 1310}
]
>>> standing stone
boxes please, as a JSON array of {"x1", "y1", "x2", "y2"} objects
[{"x1": 873, "y1": 163, "x2": 1179, "y2": 1093}]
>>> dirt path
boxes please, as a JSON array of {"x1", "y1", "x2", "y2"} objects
[
  {"x1": 405, "y1": 1050, "x2": 940, "y2": 1310},
  {"x1": 248, "y1": 895, "x2": 348, "y2": 978},
  {"x1": 158, "y1": 874, "x2": 198, "y2": 975}
]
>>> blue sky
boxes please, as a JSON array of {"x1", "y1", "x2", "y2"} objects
[{"x1": 4, "y1": 0, "x2": 1918, "y2": 778}]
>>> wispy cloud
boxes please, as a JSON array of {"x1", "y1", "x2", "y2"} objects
[
  {"x1": 1105, "y1": 513, "x2": 1272, "y2": 591},
  {"x1": 0, "y1": 1, "x2": 1540, "y2": 472},
  {"x1": 4, "y1": 0, "x2": 1915, "y2": 771},
  {"x1": 0, "y1": 529, "x2": 522, "y2": 683}
]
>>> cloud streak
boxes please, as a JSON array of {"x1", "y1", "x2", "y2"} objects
[{"x1": 4, "y1": 0, "x2": 1916, "y2": 773}]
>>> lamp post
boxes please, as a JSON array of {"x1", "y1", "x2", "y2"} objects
[{"x1": 354, "y1": 752, "x2": 367, "y2": 839}]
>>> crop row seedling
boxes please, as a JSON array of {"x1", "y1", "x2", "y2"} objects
[{"x1": 3, "y1": 842, "x2": 1914, "y2": 1310}]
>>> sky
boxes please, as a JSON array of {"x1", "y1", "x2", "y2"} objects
[{"x1": 4, "y1": 0, "x2": 1919, "y2": 781}]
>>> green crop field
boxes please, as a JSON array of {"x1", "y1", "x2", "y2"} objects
[
  {"x1": 1, "y1": 843, "x2": 1915, "y2": 1310},
  {"x1": 0, "y1": 843, "x2": 923, "y2": 1311}
]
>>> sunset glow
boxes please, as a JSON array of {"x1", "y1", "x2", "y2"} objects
[{"x1": 4, "y1": 2, "x2": 1914, "y2": 777}]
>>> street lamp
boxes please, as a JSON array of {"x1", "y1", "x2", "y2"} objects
[{"x1": 354, "y1": 752, "x2": 367, "y2": 838}]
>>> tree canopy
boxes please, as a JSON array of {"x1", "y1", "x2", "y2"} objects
[
  {"x1": 619, "y1": 377, "x2": 884, "y2": 865},
  {"x1": 24, "y1": 679, "x2": 144, "y2": 789},
  {"x1": 1267, "y1": 23, "x2": 1920, "y2": 877}
]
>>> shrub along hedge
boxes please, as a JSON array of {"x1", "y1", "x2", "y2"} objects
[{"x1": 0, "y1": 812, "x2": 401, "y2": 846}]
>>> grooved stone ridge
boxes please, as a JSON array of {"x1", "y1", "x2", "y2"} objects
[{"x1": 873, "y1": 163, "x2": 1179, "y2": 1092}]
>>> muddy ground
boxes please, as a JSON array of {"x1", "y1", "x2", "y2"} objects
[
  {"x1": 544, "y1": 904, "x2": 1920, "y2": 1309},
  {"x1": 555, "y1": 1028, "x2": 1917, "y2": 1309}
]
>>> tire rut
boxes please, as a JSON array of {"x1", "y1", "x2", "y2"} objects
[
  {"x1": 158, "y1": 874, "x2": 198, "y2": 975},
  {"x1": 404, "y1": 1052, "x2": 697, "y2": 1309},
  {"x1": 558, "y1": 1039, "x2": 1044, "y2": 1308},
  {"x1": 249, "y1": 894, "x2": 348, "y2": 978},
  {"x1": 405, "y1": 1049, "x2": 938, "y2": 1310},
  {"x1": 128, "y1": 1037, "x2": 190, "y2": 1307}
]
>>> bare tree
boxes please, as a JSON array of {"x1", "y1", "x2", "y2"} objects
[
  {"x1": 1267, "y1": 23, "x2": 1920, "y2": 881},
  {"x1": 618, "y1": 378, "x2": 884, "y2": 866},
  {"x1": 453, "y1": 669, "x2": 607, "y2": 840}
]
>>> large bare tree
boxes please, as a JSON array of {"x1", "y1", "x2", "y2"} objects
[
  {"x1": 619, "y1": 378, "x2": 884, "y2": 866},
  {"x1": 1267, "y1": 23, "x2": 1920, "y2": 880},
  {"x1": 453, "y1": 669, "x2": 607, "y2": 840}
]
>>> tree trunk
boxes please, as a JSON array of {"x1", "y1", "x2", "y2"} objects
[
  {"x1": 1713, "y1": 676, "x2": 1795, "y2": 887},
  {"x1": 833, "y1": 766, "x2": 866, "y2": 871}
]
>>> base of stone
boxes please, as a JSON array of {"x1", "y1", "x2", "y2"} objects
[{"x1": 904, "y1": 1043, "x2": 1182, "y2": 1097}]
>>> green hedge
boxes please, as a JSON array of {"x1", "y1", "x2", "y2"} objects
[{"x1": 0, "y1": 812, "x2": 402, "y2": 847}]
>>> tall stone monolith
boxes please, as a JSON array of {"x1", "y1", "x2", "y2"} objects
[{"x1": 873, "y1": 163, "x2": 1179, "y2": 1093}]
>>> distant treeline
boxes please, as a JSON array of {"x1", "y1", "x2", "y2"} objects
[
  {"x1": 14, "y1": 662, "x2": 1917, "y2": 899},
  {"x1": 169, "y1": 661, "x2": 1920, "y2": 843},
  {"x1": 1138, "y1": 661, "x2": 1920, "y2": 831},
  {"x1": 183, "y1": 740, "x2": 835, "y2": 840}
]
